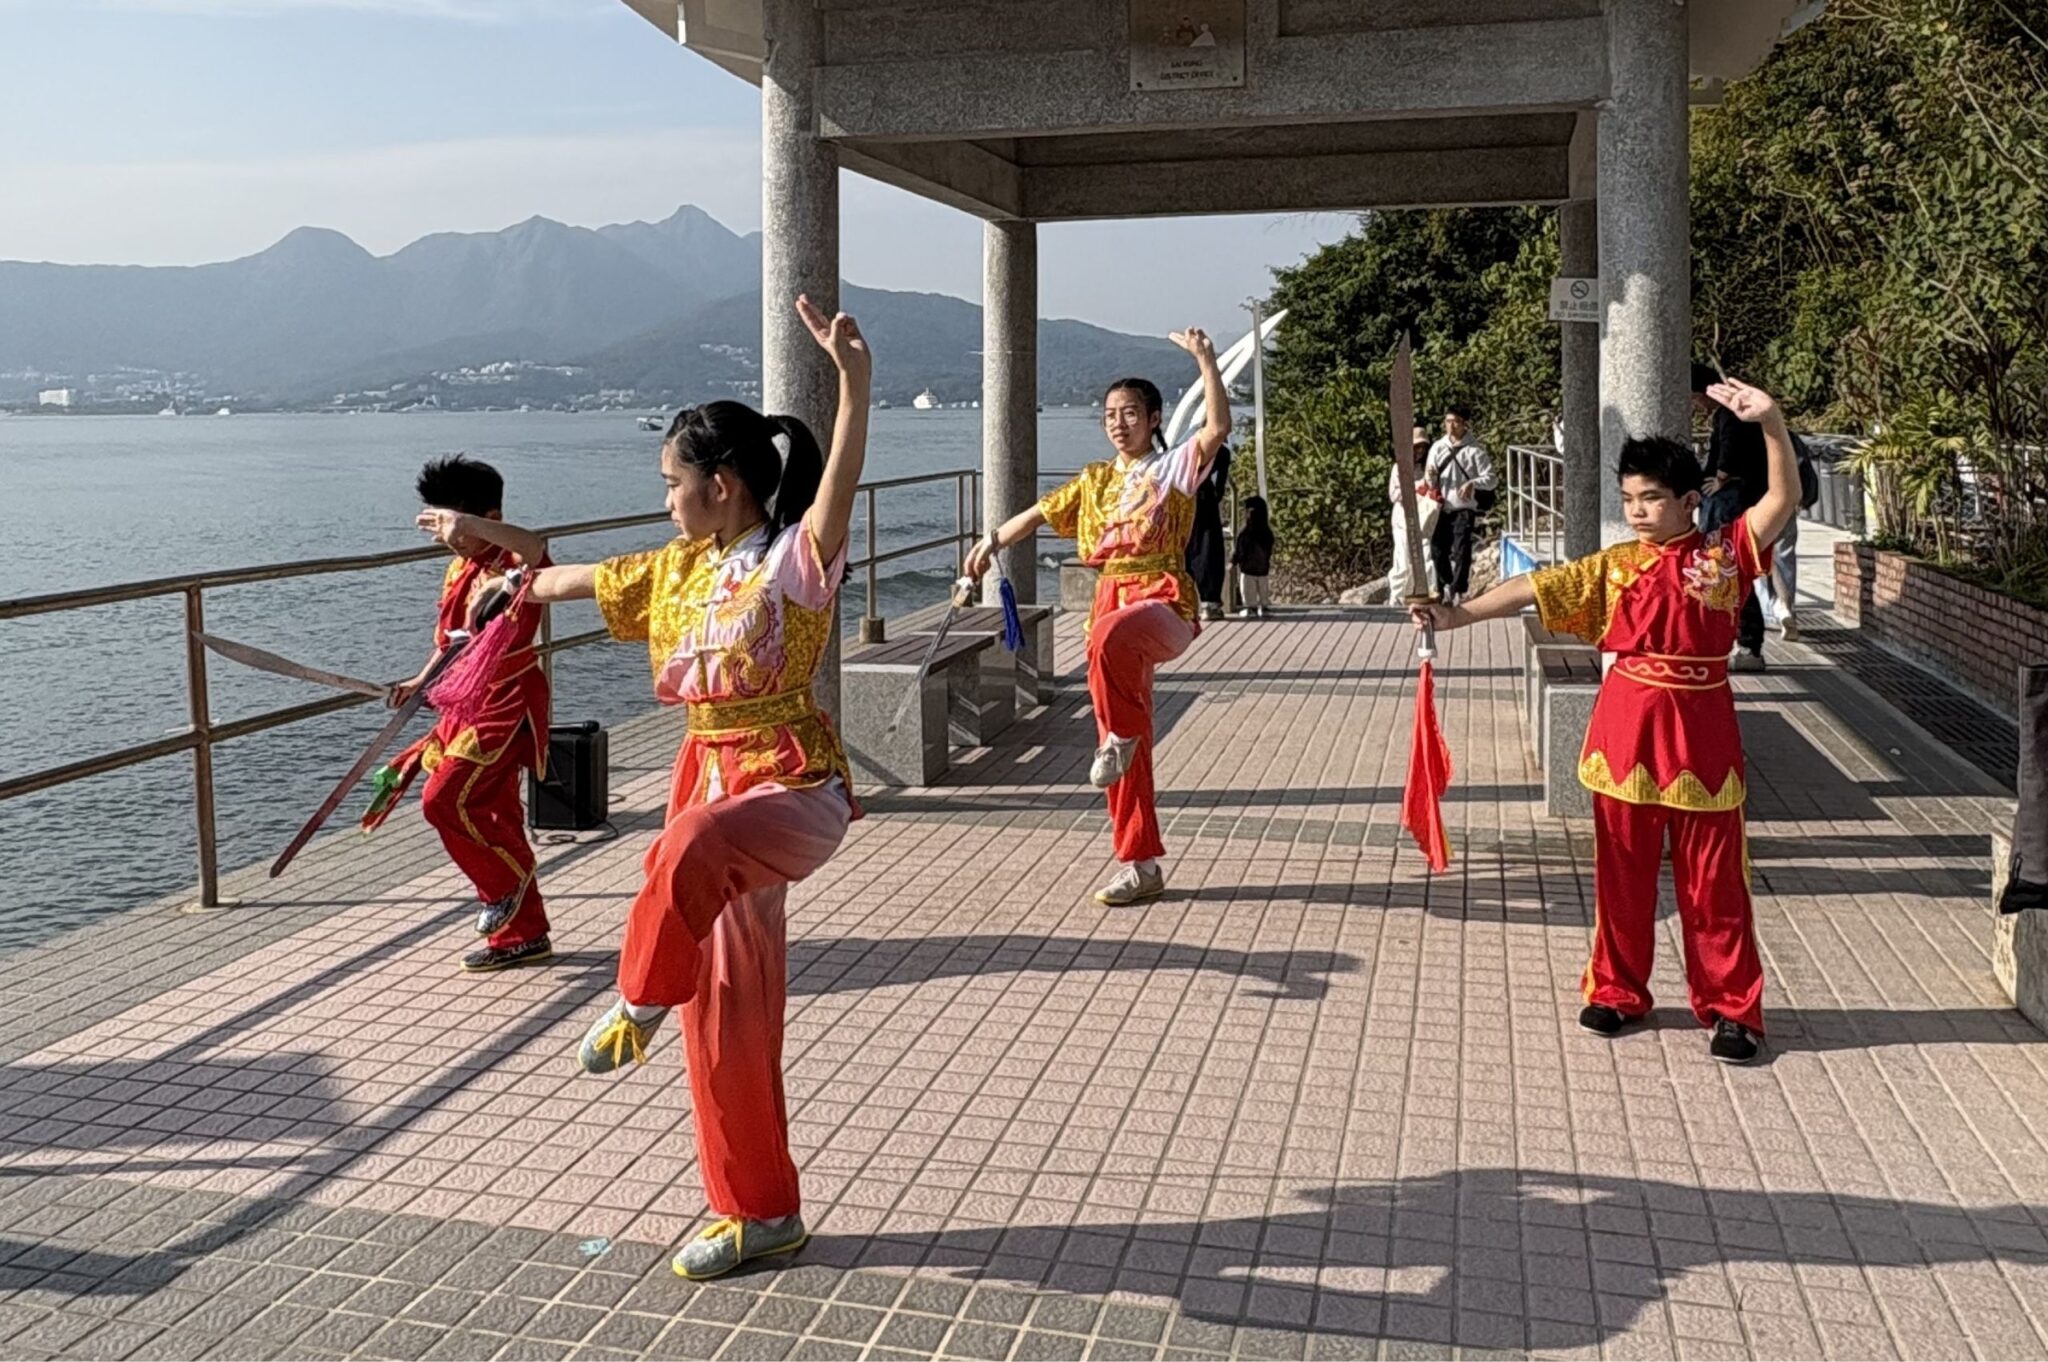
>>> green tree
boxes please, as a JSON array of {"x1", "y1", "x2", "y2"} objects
[
  {"x1": 1256, "y1": 1, "x2": 2048, "y2": 600},
  {"x1": 1254, "y1": 367, "x2": 1393, "y2": 600}
]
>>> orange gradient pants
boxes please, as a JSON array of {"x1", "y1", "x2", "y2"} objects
[
  {"x1": 1087, "y1": 600, "x2": 1195, "y2": 864},
  {"x1": 618, "y1": 773, "x2": 851, "y2": 1222}
]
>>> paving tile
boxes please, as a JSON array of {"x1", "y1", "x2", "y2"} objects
[
  {"x1": 362, "y1": 1320, "x2": 449, "y2": 1361},
  {"x1": 807, "y1": 1303, "x2": 884, "y2": 1345},
  {"x1": 649, "y1": 1321, "x2": 737, "y2": 1360},
  {"x1": 943, "y1": 1322, "x2": 1020, "y2": 1360}
]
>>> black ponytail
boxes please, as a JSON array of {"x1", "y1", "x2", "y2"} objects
[
  {"x1": 663, "y1": 400, "x2": 825, "y2": 538},
  {"x1": 765, "y1": 414, "x2": 824, "y2": 537}
]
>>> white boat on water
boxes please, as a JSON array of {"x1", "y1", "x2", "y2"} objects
[
  {"x1": 637, "y1": 414, "x2": 665, "y2": 431},
  {"x1": 157, "y1": 404, "x2": 178, "y2": 417},
  {"x1": 215, "y1": 407, "x2": 233, "y2": 417},
  {"x1": 912, "y1": 389, "x2": 938, "y2": 410}
]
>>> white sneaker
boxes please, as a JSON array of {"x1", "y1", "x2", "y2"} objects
[
  {"x1": 1095, "y1": 862, "x2": 1165, "y2": 907},
  {"x1": 1089, "y1": 734, "x2": 1139, "y2": 789}
]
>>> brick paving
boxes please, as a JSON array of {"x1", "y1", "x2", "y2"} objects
[{"x1": 0, "y1": 610, "x2": 2041, "y2": 1362}]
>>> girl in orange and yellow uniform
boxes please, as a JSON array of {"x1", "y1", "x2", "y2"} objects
[
  {"x1": 525, "y1": 297, "x2": 869, "y2": 1280},
  {"x1": 967, "y1": 330, "x2": 1231, "y2": 907}
]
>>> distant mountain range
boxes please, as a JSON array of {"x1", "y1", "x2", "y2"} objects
[{"x1": 0, "y1": 206, "x2": 1185, "y2": 410}]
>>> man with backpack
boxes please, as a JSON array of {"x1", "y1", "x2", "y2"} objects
[
  {"x1": 1691, "y1": 365, "x2": 1819, "y2": 667},
  {"x1": 1423, "y1": 404, "x2": 1495, "y2": 606}
]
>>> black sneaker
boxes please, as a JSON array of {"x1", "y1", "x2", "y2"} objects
[
  {"x1": 475, "y1": 890, "x2": 525, "y2": 937},
  {"x1": 1578, "y1": 1004, "x2": 1629, "y2": 1036},
  {"x1": 1709, "y1": 1018, "x2": 1762, "y2": 1064},
  {"x1": 462, "y1": 937, "x2": 553, "y2": 973}
]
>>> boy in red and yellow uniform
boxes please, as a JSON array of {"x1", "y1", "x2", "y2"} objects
[
  {"x1": 369, "y1": 455, "x2": 553, "y2": 974},
  {"x1": 1414, "y1": 379, "x2": 1801, "y2": 1064}
]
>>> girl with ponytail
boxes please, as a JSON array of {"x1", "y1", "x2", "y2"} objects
[
  {"x1": 966, "y1": 329, "x2": 1230, "y2": 909},
  {"x1": 524, "y1": 296, "x2": 871, "y2": 1281}
]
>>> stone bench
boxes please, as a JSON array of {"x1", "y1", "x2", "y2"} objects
[
  {"x1": 1992, "y1": 827, "x2": 2047, "y2": 1033},
  {"x1": 897, "y1": 619, "x2": 1018, "y2": 746},
  {"x1": 842, "y1": 632, "x2": 995, "y2": 787},
  {"x1": 931, "y1": 604, "x2": 1059, "y2": 708},
  {"x1": 1526, "y1": 620, "x2": 1601, "y2": 819}
]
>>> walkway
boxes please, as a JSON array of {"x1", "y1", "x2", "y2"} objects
[{"x1": 0, "y1": 610, "x2": 2039, "y2": 1362}]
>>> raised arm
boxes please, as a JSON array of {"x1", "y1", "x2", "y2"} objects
[
  {"x1": 1170, "y1": 327, "x2": 1229, "y2": 470},
  {"x1": 417, "y1": 509, "x2": 546, "y2": 567},
  {"x1": 1706, "y1": 378, "x2": 1798, "y2": 548},
  {"x1": 795, "y1": 295, "x2": 873, "y2": 565}
]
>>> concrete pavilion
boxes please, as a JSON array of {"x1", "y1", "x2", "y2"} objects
[{"x1": 617, "y1": 0, "x2": 1825, "y2": 588}]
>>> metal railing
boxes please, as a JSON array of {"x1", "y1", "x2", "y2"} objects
[
  {"x1": 0, "y1": 467, "x2": 990, "y2": 908},
  {"x1": 1500, "y1": 444, "x2": 1565, "y2": 568}
]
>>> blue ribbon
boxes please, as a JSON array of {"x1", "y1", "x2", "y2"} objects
[{"x1": 997, "y1": 577, "x2": 1025, "y2": 652}]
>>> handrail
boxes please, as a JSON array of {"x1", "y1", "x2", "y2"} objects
[
  {"x1": 0, "y1": 511, "x2": 672, "y2": 620},
  {"x1": 1502, "y1": 444, "x2": 1565, "y2": 571},
  {"x1": 1, "y1": 466, "x2": 992, "y2": 908}
]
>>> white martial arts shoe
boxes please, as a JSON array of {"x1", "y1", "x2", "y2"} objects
[
  {"x1": 1095, "y1": 861, "x2": 1165, "y2": 907},
  {"x1": 1089, "y1": 734, "x2": 1140, "y2": 789}
]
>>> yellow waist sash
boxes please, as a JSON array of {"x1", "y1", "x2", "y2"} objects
[
  {"x1": 1101, "y1": 553, "x2": 1182, "y2": 578},
  {"x1": 687, "y1": 689, "x2": 816, "y2": 736}
]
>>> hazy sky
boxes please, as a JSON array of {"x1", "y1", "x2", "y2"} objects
[{"x1": 0, "y1": 0, "x2": 1357, "y2": 339}]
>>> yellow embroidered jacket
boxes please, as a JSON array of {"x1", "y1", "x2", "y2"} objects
[
  {"x1": 595, "y1": 523, "x2": 852, "y2": 808},
  {"x1": 1040, "y1": 436, "x2": 1210, "y2": 632}
]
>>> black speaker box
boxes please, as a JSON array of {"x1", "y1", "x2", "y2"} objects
[{"x1": 529, "y1": 721, "x2": 608, "y2": 831}]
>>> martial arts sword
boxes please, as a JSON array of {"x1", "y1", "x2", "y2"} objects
[
  {"x1": 194, "y1": 632, "x2": 391, "y2": 700},
  {"x1": 269, "y1": 571, "x2": 521, "y2": 878},
  {"x1": 886, "y1": 571, "x2": 976, "y2": 734},
  {"x1": 267, "y1": 633, "x2": 468, "y2": 879},
  {"x1": 1389, "y1": 334, "x2": 1435, "y2": 660}
]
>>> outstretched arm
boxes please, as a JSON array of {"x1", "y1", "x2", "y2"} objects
[
  {"x1": 1409, "y1": 575, "x2": 1536, "y2": 635},
  {"x1": 965, "y1": 504, "x2": 1049, "y2": 581},
  {"x1": 1171, "y1": 327, "x2": 1229, "y2": 470},
  {"x1": 527, "y1": 564, "x2": 597, "y2": 603},
  {"x1": 796, "y1": 294, "x2": 873, "y2": 565},
  {"x1": 1707, "y1": 378, "x2": 1798, "y2": 548},
  {"x1": 417, "y1": 509, "x2": 546, "y2": 567}
]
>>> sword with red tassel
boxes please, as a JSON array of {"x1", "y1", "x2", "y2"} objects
[
  {"x1": 268, "y1": 567, "x2": 526, "y2": 877},
  {"x1": 1390, "y1": 336, "x2": 1454, "y2": 873}
]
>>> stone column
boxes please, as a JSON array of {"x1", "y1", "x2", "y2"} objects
[
  {"x1": 761, "y1": 0, "x2": 842, "y2": 709},
  {"x1": 982, "y1": 219, "x2": 1039, "y2": 604},
  {"x1": 1560, "y1": 198, "x2": 1602, "y2": 558},
  {"x1": 1598, "y1": 0, "x2": 1691, "y2": 548}
]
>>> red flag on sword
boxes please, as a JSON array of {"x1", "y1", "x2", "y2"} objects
[{"x1": 1402, "y1": 656, "x2": 1454, "y2": 873}]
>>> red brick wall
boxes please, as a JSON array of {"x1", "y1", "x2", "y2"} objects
[{"x1": 1835, "y1": 542, "x2": 2048, "y2": 719}]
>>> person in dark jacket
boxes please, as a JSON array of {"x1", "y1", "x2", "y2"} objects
[
  {"x1": 1184, "y1": 442, "x2": 1232, "y2": 620},
  {"x1": 1231, "y1": 494, "x2": 1275, "y2": 618}
]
